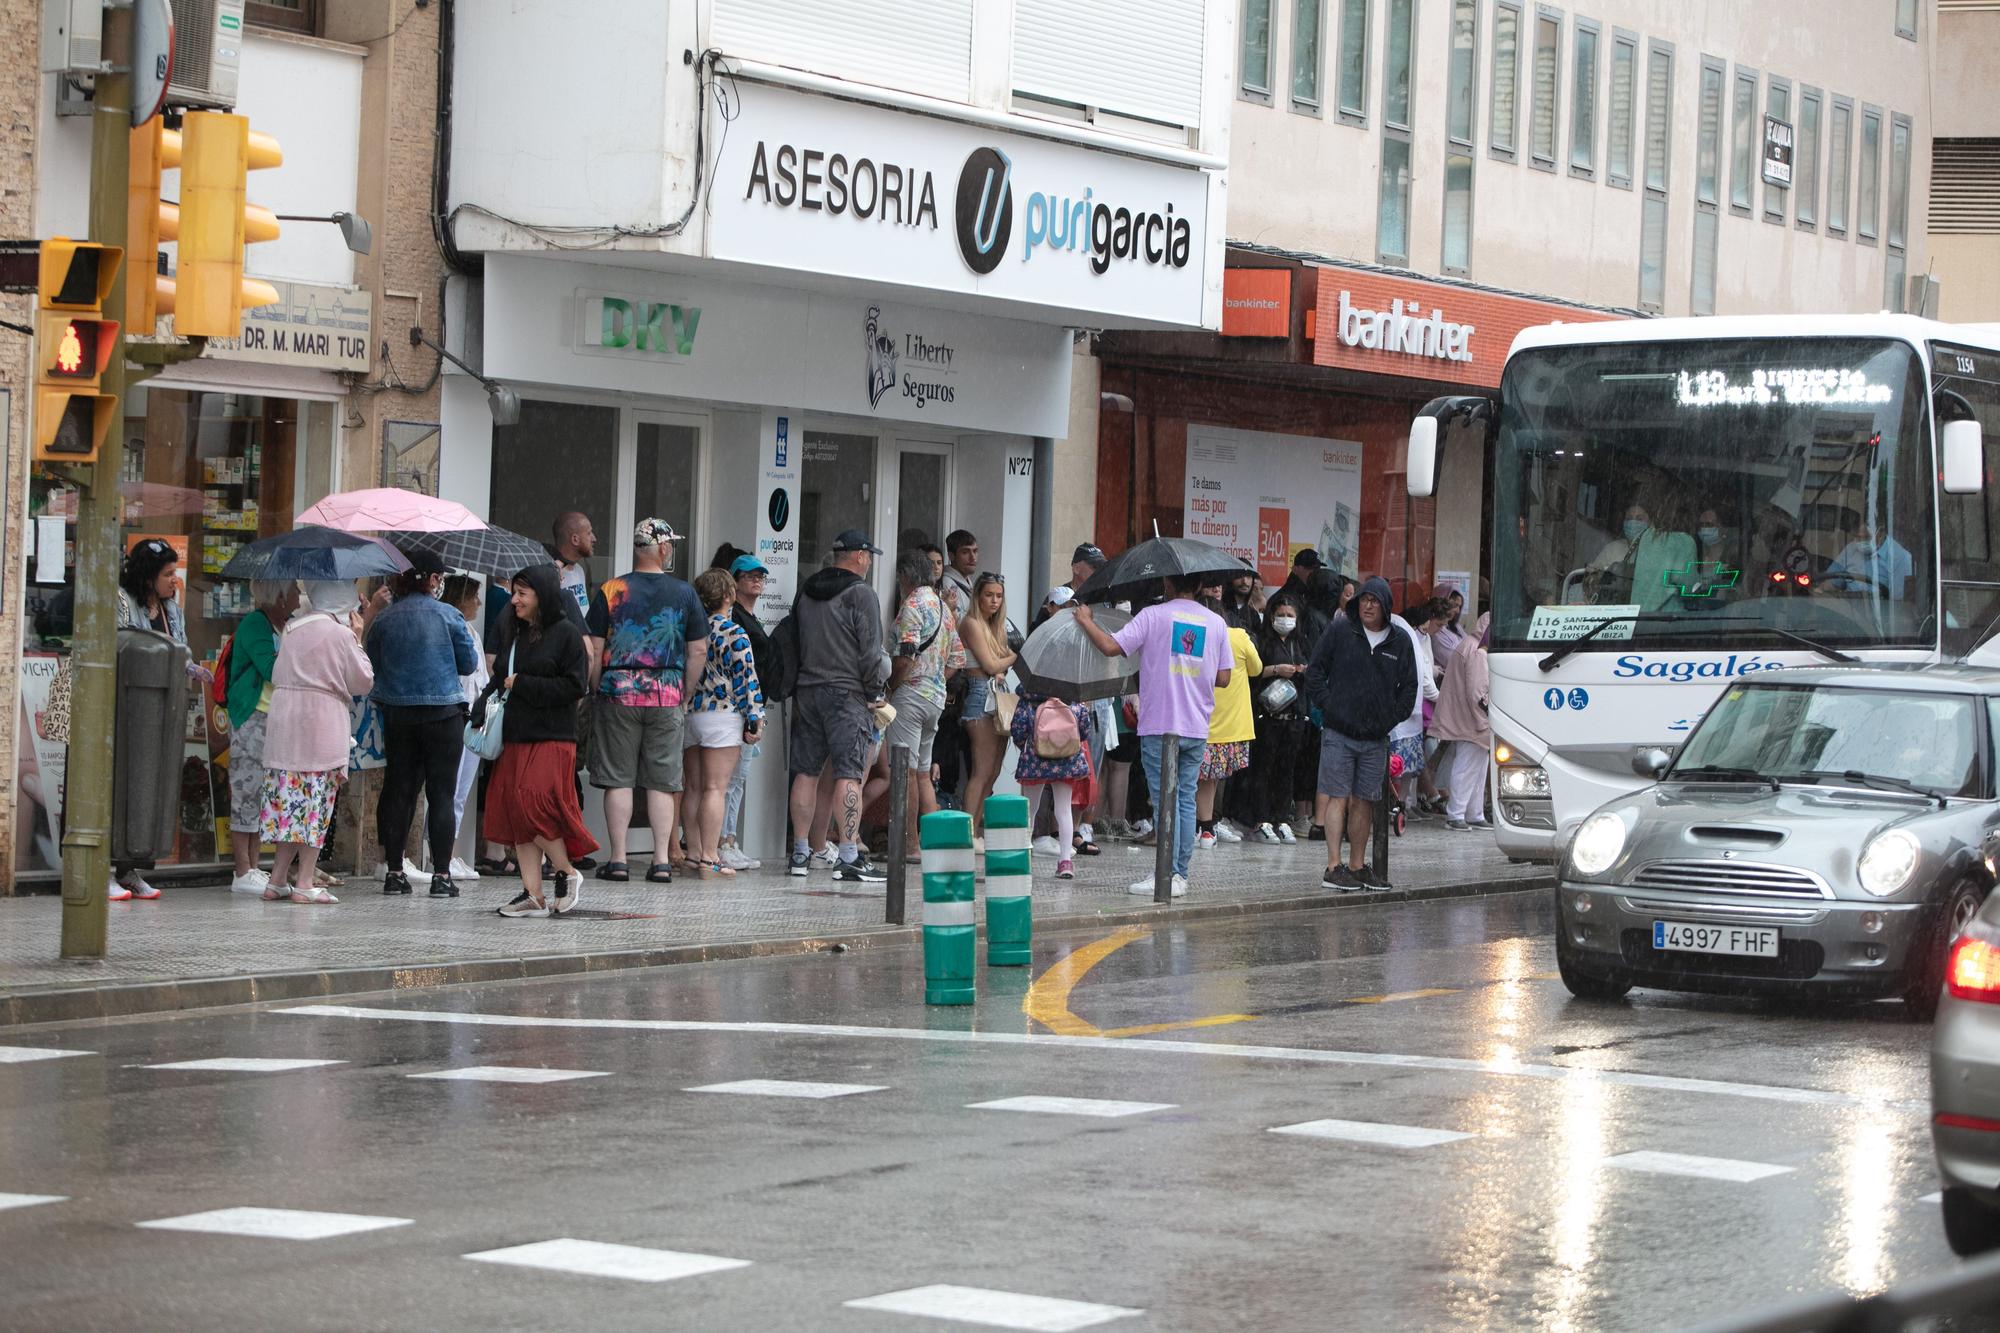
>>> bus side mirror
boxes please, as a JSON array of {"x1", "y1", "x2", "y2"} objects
[
  {"x1": 1943, "y1": 418, "x2": 1984, "y2": 495},
  {"x1": 1408, "y1": 417, "x2": 1440, "y2": 498}
]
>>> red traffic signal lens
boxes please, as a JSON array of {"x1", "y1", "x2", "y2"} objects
[{"x1": 52, "y1": 320, "x2": 94, "y2": 377}]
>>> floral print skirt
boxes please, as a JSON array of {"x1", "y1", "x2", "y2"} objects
[
  {"x1": 1200, "y1": 739, "x2": 1252, "y2": 780},
  {"x1": 262, "y1": 768, "x2": 344, "y2": 847}
]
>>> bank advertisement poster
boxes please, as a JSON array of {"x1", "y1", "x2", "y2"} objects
[
  {"x1": 753, "y1": 410, "x2": 802, "y2": 624},
  {"x1": 1184, "y1": 424, "x2": 1364, "y2": 586},
  {"x1": 17, "y1": 653, "x2": 68, "y2": 873}
]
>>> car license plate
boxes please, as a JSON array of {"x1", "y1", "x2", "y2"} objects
[{"x1": 1652, "y1": 920, "x2": 1780, "y2": 957}]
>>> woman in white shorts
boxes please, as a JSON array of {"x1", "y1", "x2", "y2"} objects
[{"x1": 684, "y1": 568, "x2": 765, "y2": 878}]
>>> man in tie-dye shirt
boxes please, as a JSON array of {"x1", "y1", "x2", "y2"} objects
[{"x1": 585, "y1": 518, "x2": 708, "y2": 882}]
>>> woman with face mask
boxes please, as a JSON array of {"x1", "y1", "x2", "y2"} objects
[
  {"x1": 1246, "y1": 592, "x2": 1315, "y2": 843},
  {"x1": 1584, "y1": 499, "x2": 1697, "y2": 612}
]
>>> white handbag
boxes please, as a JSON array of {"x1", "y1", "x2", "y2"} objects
[{"x1": 463, "y1": 644, "x2": 515, "y2": 761}]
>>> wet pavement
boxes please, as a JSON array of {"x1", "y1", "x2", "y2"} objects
[{"x1": 0, "y1": 888, "x2": 1974, "y2": 1331}]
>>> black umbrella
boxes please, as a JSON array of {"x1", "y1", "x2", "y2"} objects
[
  {"x1": 385, "y1": 524, "x2": 551, "y2": 581},
  {"x1": 1070, "y1": 536, "x2": 1253, "y2": 605},
  {"x1": 218, "y1": 526, "x2": 412, "y2": 581}
]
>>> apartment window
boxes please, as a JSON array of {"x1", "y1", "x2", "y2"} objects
[
  {"x1": 246, "y1": 0, "x2": 320, "y2": 33},
  {"x1": 1640, "y1": 40, "x2": 1673, "y2": 312},
  {"x1": 1378, "y1": 0, "x2": 1416, "y2": 263},
  {"x1": 1444, "y1": 0, "x2": 1479, "y2": 272},
  {"x1": 1827, "y1": 96, "x2": 1853, "y2": 236},
  {"x1": 1796, "y1": 87, "x2": 1822, "y2": 231},
  {"x1": 1693, "y1": 56, "x2": 1723, "y2": 315},
  {"x1": 1763, "y1": 77, "x2": 1791, "y2": 224},
  {"x1": 1858, "y1": 104, "x2": 1882, "y2": 243},
  {"x1": 1242, "y1": 0, "x2": 1273, "y2": 100},
  {"x1": 1530, "y1": 7, "x2": 1561, "y2": 170},
  {"x1": 1569, "y1": 19, "x2": 1599, "y2": 177},
  {"x1": 1606, "y1": 29, "x2": 1637, "y2": 188},
  {"x1": 1337, "y1": 0, "x2": 1369, "y2": 121},
  {"x1": 1886, "y1": 112, "x2": 1913, "y2": 309},
  {"x1": 1729, "y1": 66, "x2": 1757, "y2": 215},
  {"x1": 1293, "y1": 0, "x2": 1326, "y2": 109},
  {"x1": 1896, "y1": 0, "x2": 1918, "y2": 40},
  {"x1": 1490, "y1": 2, "x2": 1521, "y2": 158}
]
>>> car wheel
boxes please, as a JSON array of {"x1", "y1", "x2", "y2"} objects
[
  {"x1": 1556, "y1": 919, "x2": 1633, "y2": 1001},
  {"x1": 1942, "y1": 1186, "x2": 2000, "y2": 1257},
  {"x1": 1905, "y1": 879, "x2": 1988, "y2": 1019}
]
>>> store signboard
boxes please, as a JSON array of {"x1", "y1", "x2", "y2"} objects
[
  {"x1": 709, "y1": 81, "x2": 1216, "y2": 329},
  {"x1": 200, "y1": 281, "x2": 372, "y2": 372},
  {"x1": 1221, "y1": 268, "x2": 1291, "y2": 337},
  {"x1": 1185, "y1": 424, "x2": 1364, "y2": 586}
]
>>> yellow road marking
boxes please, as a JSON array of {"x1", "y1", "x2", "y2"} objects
[
  {"x1": 1021, "y1": 926, "x2": 1150, "y2": 1036},
  {"x1": 1348, "y1": 987, "x2": 1463, "y2": 1005},
  {"x1": 1101, "y1": 1014, "x2": 1258, "y2": 1038}
]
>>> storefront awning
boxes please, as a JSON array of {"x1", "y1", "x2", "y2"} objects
[{"x1": 141, "y1": 356, "x2": 348, "y2": 403}]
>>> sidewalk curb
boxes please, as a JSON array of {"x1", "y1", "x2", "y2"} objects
[{"x1": 0, "y1": 876, "x2": 1553, "y2": 1029}]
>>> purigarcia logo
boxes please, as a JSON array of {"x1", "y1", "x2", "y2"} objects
[
  {"x1": 580, "y1": 295, "x2": 701, "y2": 356},
  {"x1": 955, "y1": 148, "x2": 1013, "y2": 275},
  {"x1": 952, "y1": 148, "x2": 1192, "y2": 278},
  {"x1": 1335, "y1": 290, "x2": 1474, "y2": 363}
]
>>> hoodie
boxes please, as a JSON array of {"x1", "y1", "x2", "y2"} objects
[
  {"x1": 794, "y1": 565, "x2": 892, "y2": 697},
  {"x1": 1303, "y1": 574, "x2": 1419, "y2": 742}
]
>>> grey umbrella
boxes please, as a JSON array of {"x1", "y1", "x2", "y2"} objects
[
  {"x1": 384, "y1": 525, "x2": 552, "y2": 581},
  {"x1": 218, "y1": 526, "x2": 412, "y2": 581},
  {"x1": 1016, "y1": 606, "x2": 1135, "y2": 702}
]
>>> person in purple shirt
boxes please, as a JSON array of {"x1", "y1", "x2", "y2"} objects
[{"x1": 1074, "y1": 575, "x2": 1232, "y2": 898}]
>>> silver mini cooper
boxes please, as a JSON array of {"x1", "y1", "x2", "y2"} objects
[{"x1": 1555, "y1": 666, "x2": 2000, "y2": 1017}]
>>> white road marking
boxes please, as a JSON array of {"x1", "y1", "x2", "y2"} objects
[
  {"x1": 1270, "y1": 1118, "x2": 1474, "y2": 1148},
  {"x1": 139, "y1": 1058, "x2": 343, "y2": 1073},
  {"x1": 278, "y1": 1005, "x2": 1924, "y2": 1112},
  {"x1": 1602, "y1": 1151, "x2": 1794, "y2": 1183},
  {"x1": 0, "y1": 1046, "x2": 93, "y2": 1064},
  {"x1": 1920, "y1": 1192, "x2": 1944, "y2": 1204},
  {"x1": 408, "y1": 1066, "x2": 609, "y2": 1084},
  {"x1": 464, "y1": 1237, "x2": 751, "y2": 1283},
  {"x1": 0, "y1": 1194, "x2": 67, "y2": 1212},
  {"x1": 969, "y1": 1096, "x2": 1175, "y2": 1119},
  {"x1": 137, "y1": 1207, "x2": 413, "y2": 1240},
  {"x1": 845, "y1": 1284, "x2": 1143, "y2": 1331},
  {"x1": 687, "y1": 1079, "x2": 886, "y2": 1099}
]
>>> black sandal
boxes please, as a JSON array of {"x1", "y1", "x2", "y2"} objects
[
  {"x1": 1074, "y1": 838, "x2": 1102, "y2": 856},
  {"x1": 597, "y1": 861, "x2": 630, "y2": 882},
  {"x1": 646, "y1": 863, "x2": 674, "y2": 883}
]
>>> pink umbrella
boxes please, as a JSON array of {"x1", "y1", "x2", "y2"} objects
[{"x1": 296, "y1": 488, "x2": 489, "y2": 533}]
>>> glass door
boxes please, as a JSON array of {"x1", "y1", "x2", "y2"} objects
[
  {"x1": 892, "y1": 440, "x2": 953, "y2": 557},
  {"x1": 632, "y1": 414, "x2": 704, "y2": 576}
]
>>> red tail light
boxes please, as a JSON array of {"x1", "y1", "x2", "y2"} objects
[{"x1": 1947, "y1": 933, "x2": 2000, "y2": 1002}]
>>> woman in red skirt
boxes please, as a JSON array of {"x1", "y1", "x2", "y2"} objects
[{"x1": 481, "y1": 563, "x2": 597, "y2": 917}]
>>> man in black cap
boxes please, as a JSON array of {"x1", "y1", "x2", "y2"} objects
[
  {"x1": 1280, "y1": 548, "x2": 1325, "y2": 601},
  {"x1": 787, "y1": 529, "x2": 891, "y2": 881},
  {"x1": 1069, "y1": 542, "x2": 1109, "y2": 594}
]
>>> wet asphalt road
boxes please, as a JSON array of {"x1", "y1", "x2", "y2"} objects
[{"x1": 0, "y1": 887, "x2": 1981, "y2": 1332}]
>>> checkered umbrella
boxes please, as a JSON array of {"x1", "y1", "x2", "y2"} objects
[{"x1": 385, "y1": 525, "x2": 553, "y2": 581}]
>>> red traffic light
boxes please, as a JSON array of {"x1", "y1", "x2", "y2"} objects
[{"x1": 52, "y1": 319, "x2": 95, "y2": 377}]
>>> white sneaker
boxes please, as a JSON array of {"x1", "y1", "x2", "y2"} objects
[
  {"x1": 402, "y1": 858, "x2": 427, "y2": 880},
  {"x1": 107, "y1": 876, "x2": 132, "y2": 901},
  {"x1": 1277, "y1": 823, "x2": 1298, "y2": 844},
  {"x1": 1253, "y1": 823, "x2": 1280, "y2": 844},
  {"x1": 719, "y1": 845, "x2": 760, "y2": 871},
  {"x1": 230, "y1": 869, "x2": 271, "y2": 895},
  {"x1": 1195, "y1": 832, "x2": 1216, "y2": 851},
  {"x1": 1127, "y1": 874, "x2": 1189, "y2": 898},
  {"x1": 1077, "y1": 823, "x2": 1095, "y2": 846},
  {"x1": 1214, "y1": 822, "x2": 1244, "y2": 843},
  {"x1": 1130, "y1": 818, "x2": 1154, "y2": 840},
  {"x1": 1031, "y1": 835, "x2": 1063, "y2": 857},
  {"x1": 812, "y1": 842, "x2": 841, "y2": 869},
  {"x1": 448, "y1": 858, "x2": 481, "y2": 881}
]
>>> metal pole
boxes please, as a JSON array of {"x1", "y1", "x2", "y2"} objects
[
  {"x1": 60, "y1": 7, "x2": 133, "y2": 958},
  {"x1": 885, "y1": 743, "x2": 910, "y2": 925},
  {"x1": 1373, "y1": 788, "x2": 1391, "y2": 882},
  {"x1": 1153, "y1": 733, "x2": 1178, "y2": 904},
  {"x1": 1027, "y1": 434, "x2": 1054, "y2": 614}
]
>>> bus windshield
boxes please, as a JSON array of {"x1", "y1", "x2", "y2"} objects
[{"x1": 1491, "y1": 337, "x2": 1933, "y2": 655}]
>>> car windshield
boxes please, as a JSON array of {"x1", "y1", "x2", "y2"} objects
[
  {"x1": 1671, "y1": 682, "x2": 1983, "y2": 797},
  {"x1": 1491, "y1": 337, "x2": 1934, "y2": 654}
]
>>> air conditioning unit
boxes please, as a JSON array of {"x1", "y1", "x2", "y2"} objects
[{"x1": 166, "y1": 0, "x2": 245, "y2": 111}]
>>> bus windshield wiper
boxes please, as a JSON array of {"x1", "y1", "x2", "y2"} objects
[
  {"x1": 1537, "y1": 616, "x2": 1857, "y2": 672},
  {"x1": 1788, "y1": 769, "x2": 1945, "y2": 807},
  {"x1": 1659, "y1": 622, "x2": 1857, "y2": 665},
  {"x1": 1667, "y1": 764, "x2": 1779, "y2": 791}
]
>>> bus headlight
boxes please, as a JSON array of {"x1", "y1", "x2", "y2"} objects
[
  {"x1": 1569, "y1": 812, "x2": 1628, "y2": 877},
  {"x1": 1498, "y1": 765, "x2": 1549, "y2": 798},
  {"x1": 1858, "y1": 829, "x2": 1920, "y2": 897}
]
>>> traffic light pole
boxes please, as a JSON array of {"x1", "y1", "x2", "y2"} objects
[{"x1": 59, "y1": 6, "x2": 132, "y2": 958}]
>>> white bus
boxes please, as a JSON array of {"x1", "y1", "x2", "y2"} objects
[{"x1": 1406, "y1": 314, "x2": 2000, "y2": 862}]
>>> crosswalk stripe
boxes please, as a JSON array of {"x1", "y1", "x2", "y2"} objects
[
  {"x1": 1269, "y1": 1119, "x2": 1474, "y2": 1148},
  {"x1": 968, "y1": 1095, "x2": 1175, "y2": 1119},
  {"x1": 0, "y1": 1194, "x2": 67, "y2": 1212},
  {"x1": 0, "y1": 1046, "x2": 93, "y2": 1064},
  {"x1": 844, "y1": 1284, "x2": 1142, "y2": 1330},
  {"x1": 407, "y1": 1066, "x2": 608, "y2": 1084},
  {"x1": 464, "y1": 1238, "x2": 751, "y2": 1283},
  {"x1": 1602, "y1": 1151, "x2": 1794, "y2": 1183},
  {"x1": 687, "y1": 1079, "x2": 886, "y2": 1099},
  {"x1": 137, "y1": 1207, "x2": 413, "y2": 1240},
  {"x1": 140, "y1": 1058, "x2": 343, "y2": 1073}
]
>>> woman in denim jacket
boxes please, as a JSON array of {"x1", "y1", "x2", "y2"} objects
[{"x1": 363, "y1": 550, "x2": 478, "y2": 896}]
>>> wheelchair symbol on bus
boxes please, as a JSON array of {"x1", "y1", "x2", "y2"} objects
[{"x1": 1544, "y1": 687, "x2": 1591, "y2": 711}]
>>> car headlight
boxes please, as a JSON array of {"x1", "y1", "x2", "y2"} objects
[
  {"x1": 1857, "y1": 829, "x2": 1921, "y2": 897},
  {"x1": 1498, "y1": 765, "x2": 1549, "y2": 798},
  {"x1": 1570, "y1": 812, "x2": 1628, "y2": 877}
]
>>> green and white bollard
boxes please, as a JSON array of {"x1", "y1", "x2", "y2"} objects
[
  {"x1": 982, "y1": 794, "x2": 1032, "y2": 966},
  {"x1": 920, "y1": 809, "x2": 976, "y2": 1005}
]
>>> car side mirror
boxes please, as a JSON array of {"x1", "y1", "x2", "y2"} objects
[
  {"x1": 1634, "y1": 746, "x2": 1675, "y2": 779},
  {"x1": 1943, "y1": 418, "x2": 1984, "y2": 496}
]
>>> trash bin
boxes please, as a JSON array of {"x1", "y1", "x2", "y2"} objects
[{"x1": 112, "y1": 626, "x2": 189, "y2": 866}]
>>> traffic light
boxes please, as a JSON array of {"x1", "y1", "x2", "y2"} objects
[
  {"x1": 34, "y1": 238, "x2": 123, "y2": 463},
  {"x1": 126, "y1": 119, "x2": 177, "y2": 333},
  {"x1": 174, "y1": 111, "x2": 282, "y2": 338}
]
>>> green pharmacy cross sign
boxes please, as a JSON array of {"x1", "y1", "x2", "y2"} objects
[{"x1": 1663, "y1": 561, "x2": 1742, "y2": 599}]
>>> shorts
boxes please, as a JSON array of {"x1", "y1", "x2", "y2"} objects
[
  {"x1": 1200, "y1": 739, "x2": 1251, "y2": 780},
  {"x1": 961, "y1": 674, "x2": 991, "y2": 720},
  {"x1": 229, "y1": 709, "x2": 269, "y2": 830},
  {"x1": 789, "y1": 683, "x2": 872, "y2": 781},
  {"x1": 687, "y1": 709, "x2": 745, "y2": 749},
  {"x1": 590, "y1": 698, "x2": 686, "y2": 792},
  {"x1": 884, "y1": 689, "x2": 944, "y2": 770},
  {"x1": 1318, "y1": 728, "x2": 1388, "y2": 801}
]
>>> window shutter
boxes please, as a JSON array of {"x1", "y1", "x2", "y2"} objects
[
  {"x1": 1931, "y1": 139, "x2": 2000, "y2": 234},
  {"x1": 1014, "y1": 0, "x2": 1207, "y2": 129},
  {"x1": 713, "y1": 0, "x2": 972, "y2": 102}
]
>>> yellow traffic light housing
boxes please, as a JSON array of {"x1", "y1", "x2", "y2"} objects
[
  {"x1": 126, "y1": 120, "x2": 178, "y2": 332},
  {"x1": 175, "y1": 112, "x2": 283, "y2": 338},
  {"x1": 34, "y1": 238, "x2": 123, "y2": 463}
]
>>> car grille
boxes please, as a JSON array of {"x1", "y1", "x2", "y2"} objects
[{"x1": 1624, "y1": 859, "x2": 1831, "y2": 899}]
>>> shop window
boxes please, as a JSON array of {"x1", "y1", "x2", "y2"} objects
[
  {"x1": 1858, "y1": 104, "x2": 1883, "y2": 243},
  {"x1": 1826, "y1": 97, "x2": 1853, "y2": 236},
  {"x1": 1568, "y1": 18, "x2": 1598, "y2": 178},
  {"x1": 1796, "y1": 87, "x2": 1822, "y2": 231},
  {"x1": 1529, "y1": 6, "x2": 1560, "y2": 170},
  {"x1": 1292, "y1": 0, "x2": 1325, "y2": 110},
  {"x1": 1693, "y1": 56, "x2": 1724, "y2": 316},
  {"x1": 1489, "y1": 1, "x2": 1521, "y2": 158},
  {"x1": 1606, "y1": 29, "x2": 1636, "y2": 188},
  {"x1": 1241, "y1": 0, "x2": 1273, "y2": 102},
  {"x1": 799, "y1": 431, "x2": 877, "y2": 571},
  {"x1": 489, "y1": 401, "x2": 618, "y2": 588},
  {"x1": 1337, "y1": 0, "x2": 1368, "y2": 122},
  {"x1": 1638, "y1": 40, "x2": 1673, "y2": 313},
  {"x1": 635, "y1": 419, "x2": 702, "y2": 577},
  {"x1": 1763, "y1": 76, "x2": 1791, "y2": 225},
  {"x1": 1730, "y1": 66, "x2": 1757, "y2": 215}
]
